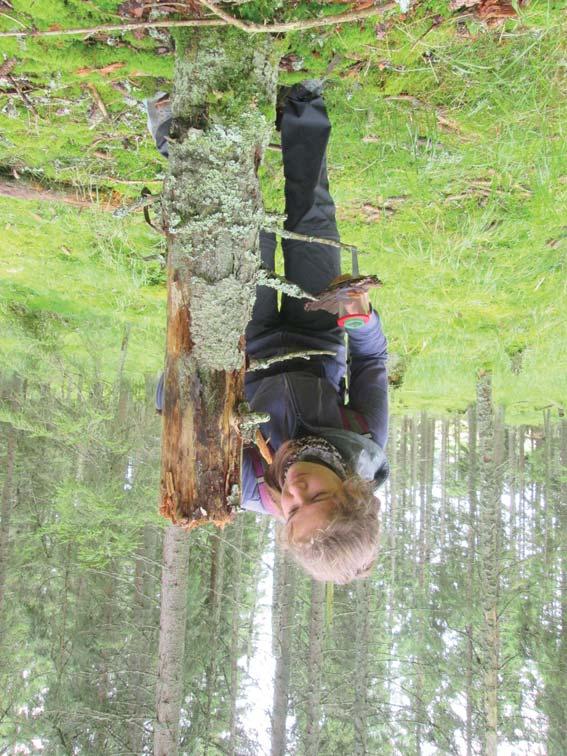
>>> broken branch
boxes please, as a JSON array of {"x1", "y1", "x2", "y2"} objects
[
  {"x1": 0, "y1": 1, "x2": 397, "y2": 38},
  {"x1": 0, "y1": 173, "x2": 120, "y2": 210}
]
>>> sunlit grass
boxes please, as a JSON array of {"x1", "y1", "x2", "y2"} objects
[{"x1": 1, "y1": 0, "x2": 566, "y2": 420}]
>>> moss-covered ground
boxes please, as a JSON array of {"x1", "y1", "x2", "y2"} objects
[{"x1": 1, "y1": 0, "x2": 565, "y2": 422}]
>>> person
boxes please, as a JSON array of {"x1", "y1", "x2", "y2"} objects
[{"x1": 147, "y1": 80, "x2": 389, "y2": 584}]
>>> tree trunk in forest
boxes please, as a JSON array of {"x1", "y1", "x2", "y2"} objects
[
  {"x1": 128, "y1": 524, "x2": 155, "y2": 754},
  {"x1": 246, "y1": 518, "x2": 270, "y2": 670},
  {"x1": 518, "y1": 425, "x2": 526, "y2": 561},
  {"x1": 410, "y1": 417, "x2": 418, "y2": 568},
  {"x1": 353, "y1": 579, "x2": 371, "y2": 756},
  {"x1": 545, "y1": 419, "x2": 567, "y2": 755},
  {"x1": 476, "y1": 373, "x2": 500, "y2": 756},
  {"x1": 440, "y1": 419, "x2": 448, "y2": 551},
  {"x1": 0, "y1": 422, "x2": 16, "y2": 626},
  {"x1": 228, "y1": 519, "x2": 245, "y2": 756},
  {"x1": 203, "y1": 534, "x2": 226, "y2": 755},
  {"x1": 159, "y1": 29, "x2": 278, "y2": 526},
  {"x1": 418, "y1": 412, "x2": 427, "y2": 574},
  {"x1": 154, "y1": 525, "x2": 191, "y2": 756},
  {"x1": 271, "y1": 534, "x2": 285, "y2": 659},
  {"x1": 388, "y1": 417, "x2": 398, "y2": 625},
  {"x1": 271, "y1": 551, "x2": 296, "y2": 756},
  {"x1": 304, "y1": 578, "x2": 325, "y2": 756},
  {"x1": 466, "y1": 403, "x2": 477, "y2": 756}
]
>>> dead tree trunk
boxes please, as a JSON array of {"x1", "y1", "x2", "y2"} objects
[{"x1": 159, "y1": 29, "x2": 278, "y2": 526}]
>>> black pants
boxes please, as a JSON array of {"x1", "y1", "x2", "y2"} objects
[{"x1": 245, "y1": 85, "x2": 344, "y2": 354}]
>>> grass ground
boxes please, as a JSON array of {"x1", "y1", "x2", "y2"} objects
[{"x1": 1, "y1": 0, "x2": 566, "y2": 422}]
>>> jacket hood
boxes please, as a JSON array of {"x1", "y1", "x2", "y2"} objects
[{"x1": 314, "y1": 426, "x2": 389, "y2": 491}]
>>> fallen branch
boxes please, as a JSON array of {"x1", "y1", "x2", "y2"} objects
[
  {"x1": 86, "y1": 82, "x2": 108, "y2": 120},
  {"x1": 7, "y1": 73, "x2": 39, "y2": 117},
  {"x1": 247, "y1": 349, "x2": 336, "y2": 372},
  {"x1": 0, "y1": 173, "x2": 120, "y2": 210},
  {"x1": 112, "y1": 192, "x2": 159, "y2": 219},
  {"x1": 0, "y1": 1, "x2": 396, "y2": 38}
]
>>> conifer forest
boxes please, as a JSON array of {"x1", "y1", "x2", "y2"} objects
[{"x1": 0, "y1": 0, "x2": 566, "y2": 754}]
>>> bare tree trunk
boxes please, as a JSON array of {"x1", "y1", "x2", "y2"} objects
[
  {"x1": 466, "y1": 403, "x2": 477, "y2": 756},
  {"x1": 508, "y1": 427, "x2": 517, "y2": 561},
  {"x1": 127, "y1": 523, "x2": 155, "y2": 754},
  {"x1": 246, "y1": 518, "x2": 270, "y2": 670},
  {"x1": 440, "y1": 418, "x2": 448, "y2": 550},
  {"x1": 271, "y1": 550, "x2": 296, "y2": 756},
  {"x1": 228, "y1": 519, "x2": 245, "y2": 756},
  {"x1": 389, "y1": 417, "x2": 398, "y2": 587},
  {"x1": 202, "y1": 534, "x2": 226, "y2": 756},
  {"x1": 410, "y1": 417, "x2": 418, "y2": 569},
  {"x1": 304, "y1": 579, "x2": 325, "y2": 756},
  {"x1": 154, "y1": 525, "x2": 191, "y2": 756},
  {"x1": 476, "y1": 373, "x2": 500, "y2": 756},
  {"x1": 0, "y1": 422, "x2": 16, "y2": 624},
  {"x1": 353, "y1": 579, "x2": 371, "y2": 756},
  {"x1": 518, "y1": 425, "x2": 526, "y2": 561},
  {"x1": 159, "y1": 29, "x2": 277, "y2": 526}
]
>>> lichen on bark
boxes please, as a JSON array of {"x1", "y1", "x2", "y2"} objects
[{"x1": 159, "y1": 28, "x2": 278, "y2": 524}]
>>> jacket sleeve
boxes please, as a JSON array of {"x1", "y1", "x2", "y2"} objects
[{"x1": 345, "y1": 306, "x2": 389, "y2": 449}]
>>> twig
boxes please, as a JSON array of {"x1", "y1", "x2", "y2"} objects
[
  {"x1": 263, "y1": 223, "x2": 366, "y2": 256},
  {"x1": 7, "y1": 73, "x2": 39, "y2": 117},
  {"x1": 112, "y1": 192, "x2": 159, "y2": 219},
  {"x1": 86, "y1": 82, "x2": 108, "y2": 119},
  {"x1": 255, "y1": 268, "x2": 318, "y2": 301},
  {"x1": 248, "y1": 349, "x2": 336, "y2": 371},
  {"x1": 0, "y1": 1, "x2": 397, "y2": 38},
  {"x1": 0, "y1": 17, "x2": 223, "y2": 38},
  {"x1": 95, "y1": 177, "x2": 163, "y2": 185},
  {"x1": 0, "y1": 176, "x2": 120, "y2": 210}
]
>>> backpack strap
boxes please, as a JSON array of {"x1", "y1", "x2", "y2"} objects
[
  {"x1": 250, "y1": 445, "x2": 280, "y2": 517},
  {"x1": 339, "y1": 405, "x2": 372, "y2": 439}
]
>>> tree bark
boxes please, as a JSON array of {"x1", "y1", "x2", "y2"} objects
[
  {"x1": 228, "y1": 519, "x2": 245, "y2": 756},
  {"x1": 304, "y1": 578, "x2": 325, "y2": 756},
  {"x1": 154, "y1": 525, "x2": 191, "y2": 756},
  {"x1": 353, "y1": 579, "x2": 371, "y2": 756},
  {"x1": 271, "y1": 550, "x2": 296, "y2": 756},
  {"x1": 466, "y1": 403, "x2": 477, "y2": 756},
  {"x1": 202, "y1": 534, "x2": 226, "y2": 755},
  {"x1": 476, "y1": 373, "x2": 500, "y2": 756},
  {"x1": 0, "y1": 423, "x2": 16, "y2": 626},
  {"x1": 159, "y1": 29, "x2": 278, "y2": 526}
]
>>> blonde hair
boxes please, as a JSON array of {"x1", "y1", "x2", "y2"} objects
[{"x1": 264, "y1": 439, "x2": 381, "y2": 584}]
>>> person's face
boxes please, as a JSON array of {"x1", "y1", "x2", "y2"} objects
[{"x1": 280, "y1": 461, "x2": 344, "y2": 542}]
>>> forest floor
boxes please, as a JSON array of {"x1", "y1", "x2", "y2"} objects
[{"x1": 0, "y1": 0, "x2": 566, "y2": 423}]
